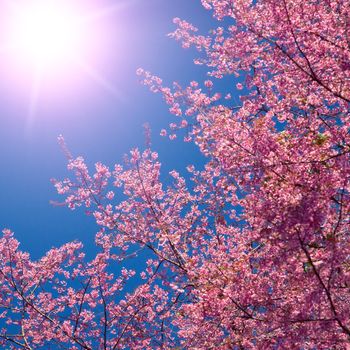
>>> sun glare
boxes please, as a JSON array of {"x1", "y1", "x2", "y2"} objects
[
  {"x1": 1, "y1": 0, "x2": 128, "y2": 120},
  {"x1": 7, "y1": 0, "x2": 83, "y2": 70}
]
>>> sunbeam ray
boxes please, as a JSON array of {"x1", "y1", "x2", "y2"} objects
[
  {"x1": 26, "y1": 67, "x2": 42, "y2": 130},
  {"x1": 75, "y1": 58, "x2": 124, "y2": 101},
  {"x1": 78, "y1": 0, "x2": 137, "y2": 24}
]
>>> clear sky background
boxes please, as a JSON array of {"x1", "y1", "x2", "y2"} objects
[{"x1": 0, "y1": 0, "x2": 230, "y2": 260}]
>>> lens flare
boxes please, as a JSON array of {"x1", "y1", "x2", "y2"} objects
[
  {"x1": 0, "y1": 0, "x2": 129, "y2": 120},
  {"x1": 6, "y1": 0, "x2": 84, "y2": 70}
]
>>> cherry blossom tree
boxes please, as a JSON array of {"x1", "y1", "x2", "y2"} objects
[{"x1": 1, "y1": 0, "x2": 350, "y2": 348}]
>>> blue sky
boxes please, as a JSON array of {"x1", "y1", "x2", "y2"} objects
[{"x1": 0, "y1": 0, "x2": 221, "y2": 259}]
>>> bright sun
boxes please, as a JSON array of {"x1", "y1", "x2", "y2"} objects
[
  {"x1": 1, "y1": 0, "x2": 125, "y2": 119},
  {"x1": 7, "y1": 0, "x2": 83, "y2": 69}
]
